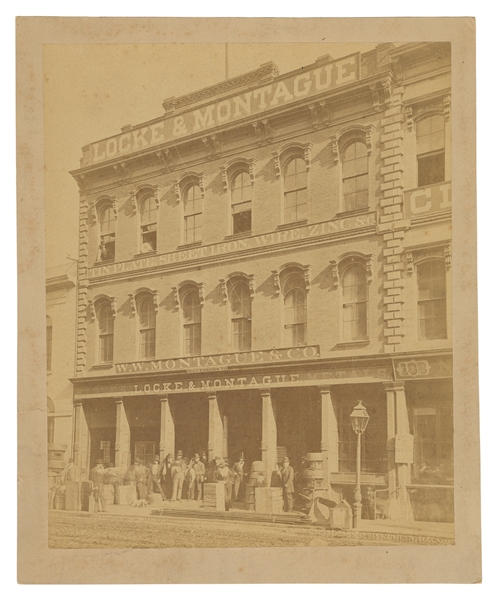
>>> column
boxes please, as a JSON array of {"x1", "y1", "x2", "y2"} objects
[
  {"x1": 319, "y1": 386, "x2": 339, "y2": 489},
  {"x1": 159, "y1": 397, "x2": 175, "y2": 461},
  {"x1": 260, "y1": 389, "x2": 277, "y2": 485},
  {"x1": 384, "y1": 381, "x2": 414, "y2": 521},
  {"x1": 207, "y1": 393, "x2": 223, "y2": 462},
  {"x1": 73, "y1": 402, "x2": 90, "y2": 479},
  {"x1": 222, "y1": 414, "x2": 229, "y2": 459},
  {"x1": 115, "y1": 398, "x2": 131, "y2": 470}
]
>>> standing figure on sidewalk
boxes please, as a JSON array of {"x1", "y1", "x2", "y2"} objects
[
  {"x1": 133, "y1": 458, "x2": 149, "y2": 501},
  {"x1": 215, "y1": 459, "x2": 233, "y2": 511},
  {"x1": 171, "y1": 456, "x2": 185, "y2": 502},
  {"x1": 193, "y1": 453, "x2": 205, "y2": 501},
  {"x1": 160, "y1": 453, "x2": 173, "y2": 499},
  {"x1": 148, "y1": 456, "x2": 165, "y2": 500},
  {"x1": 90, "y1": 460, "x2": 107, "y2": 513},
  {"x1": 184, "y1": 458, "x2": 197, "y2": 500},
  {"x1": 281, "y1": 457, "x2": 295, "y2": 513}
]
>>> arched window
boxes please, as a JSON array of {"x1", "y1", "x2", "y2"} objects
[
  {"x1": 230, "y1": 281, "x2": 252, "y2": 351},
  {"x1": 283, "y1": 273, "x2": 307, "y2": 346},
  {"x1": 97, "y1": 302, "x2": 114, "y2": 363},
  {"x1": 184, "y1": 184, "x2": 203, "y2": 244},
  {"x1": 416, "y1": 114, "x2": 445, "y2": 187},
  {"x1": 97, "y1": 204, "x2": 116, "y2": 261},
  {"x1": 47, "y1": 397, "x2": 55, "y2": 444},
  {"x1": 417, "y1": 260, "x2": 447, "y2": 340},
  {"x1": 46, "y1": 315, "x2": 52, "y2": 372},
  {"x1": 231, "y1": 171, "x2": 252, "y2": 234},
  {"x1": 139, "y1": 194, "x2": 157, "y2": 253},
  {"x1": 284, "y1": 157, "x2": 307, "y2": 223},
  {"x1": 342, "y1": 264, "x2": 368, "y2": 340},
  {"x1": 342, "y1": 141, "x2": 368, "y2": 212},
  {"x1": 137, "y1": 295, "x2": 156, "y2": 358},
  {"x1": 182, "y1": 290, "x2": 201, "y2": 356}
]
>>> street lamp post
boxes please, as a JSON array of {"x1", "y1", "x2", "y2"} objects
[{"x1": 350, "y1": 401, "x2": 370, "y2": 529}]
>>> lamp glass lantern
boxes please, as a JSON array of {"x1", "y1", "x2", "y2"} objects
[{"x1": 350, "y1": 401, "x2": 370, "y2": 435}]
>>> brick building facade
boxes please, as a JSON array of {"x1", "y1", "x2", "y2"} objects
[{"x1": 70, "y1": 42, "x2": 453, "y2": 520}]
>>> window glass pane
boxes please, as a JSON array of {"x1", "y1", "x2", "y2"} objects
[
  {"x1": 233, "y1": 211, "x2": 251, "y2": 234},
  {"x1": 418, "y1": 153, "x2": 445, "y2": 186},
  {"x1": 100, "y1": 206, "x2": 116, "y2": 234},
  {"x1": 185, "y1": 185, "x2": 202, "y2": 215},
  {"x1": 231, "y1": 172, "x2": 252, "y2": 204},
  {"x1": 284, "y1": 158, "x2": 307, "y2": 192},
  {"x1": 140, "y1": 196, "x2": 157, "y2": 225}
]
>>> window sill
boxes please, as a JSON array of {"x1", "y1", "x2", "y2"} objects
[
  {"x1": 331, "y1": 339, "x2": 370, "y2": 350},
  {"x1": 90, "y1": 363, "x2": 114, "y2": 371},
  {"x1": 177, "y1": 241, "x2": 203, "y2": 250},
  {"x1": 334, "y1": 207, "x2": 370, "y2": 218},
  {"x1": 134, "y1": 250, "x2": 157, "y2": 258},
  {"x1": 224, "y1": 231, "x2": 252, "y2": 241},
  {"x1": 277, "y1": 219, "x2": 308, "y2": 231},
  {"x1": 94, "y1": 258, "x2": 116, "y2": 266}
]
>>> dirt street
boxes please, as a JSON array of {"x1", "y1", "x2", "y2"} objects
[{"x1": 49, "y1": 511, "x2": 401, "y2": 548}]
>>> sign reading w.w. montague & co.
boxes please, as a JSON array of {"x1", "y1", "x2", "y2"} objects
[
  {"x1": 115, "y1": 345, "x2": 321, "y2": 374},
  {"x1": 88, "y1": 54, "x2": 360, "y2": 165}
]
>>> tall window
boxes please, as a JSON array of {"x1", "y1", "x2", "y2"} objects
[
  {"x1": 137, "y1": 296, "x2": 156, "y2": 359},
  {"x1": 284, "y1": 157, "x2": 307, "y2": 223},
  {"x1": 412, "y1": 405, "x2": 453, "y2": 482},
  {"x1": 416, "y1": 114, "x2": 445, "y2": 187},
  {"x1": 184, "y1": 184, "x2": 202, "y2": 244},
  {"x1": 139, "y1": 195, "x2": 157, "y2": 253},
  {"x1": 230, "y1": 282, "x2": 252, "y2": 351},
  {"x1": 46, "y1": 316, "x2": 52, "y2": 372},
  {"x1": 283, "y1": 273, "x2": 307, "y2": 346},
  {"x1": 97, "y1": 205, "x2": 116, "y2": 261},
  {"x1": 342, "y1": 141, "x2": 368, "y2": 211},
  {"x1": 231, "y1": 172, "x2": 252, "y2": 234},
  {"x1": 417, "y1": 260, "x2": 447, "y2": 340},
  {"x1": 342, "y1": 265, "x2": 368, "y2": 340},
  {"x1": 97, "y1": 303, "x2": 114, "y2": 363},
  {"x1": 183, "y1": 290, "x2": 201, "y2": 356}
]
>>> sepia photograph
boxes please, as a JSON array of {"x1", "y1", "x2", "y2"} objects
[{"x1": 16, "y1": 16, "x2": 480, "y2": 584}]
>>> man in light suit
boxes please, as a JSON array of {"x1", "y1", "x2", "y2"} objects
[{"x1": 281, "y1": 457, "x2": 295, "y2": 513}]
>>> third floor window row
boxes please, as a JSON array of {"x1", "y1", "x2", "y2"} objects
[{"x1": 93, "y1": 114, "x2": 448, "y2": 263}]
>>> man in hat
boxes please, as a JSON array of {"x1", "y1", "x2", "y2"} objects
[
  {"x1": 90, "y1": 460, "x2": 107, "y2": 512},
  {"x1": 281, "y1": 457, "x2": 295, "y2": 512},
  {"x1": 233, "y1": 455, "x2": 245, "y2": 502},
  {"x1": 171, "y1": 454, "x2": 185, "y2": 502},
  {"x1": 148, "y1": 456, "x2": 165, "y2": 500},
  {"x1": 193, "y1": 453, "x2": 205, "y2": 501},
  {"x1": 132, "y1": 458, "x2": 149, "y2": 501}
]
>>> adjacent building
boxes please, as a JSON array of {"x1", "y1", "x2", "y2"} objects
[
  {"x1": 69, "y1": 42, "x2": 453, "y2": 520},
  {"x1": 46, "y1": 262, "x2": 77, "y2": 474}
]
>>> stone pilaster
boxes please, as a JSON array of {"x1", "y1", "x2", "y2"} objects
[
  {"x1": 159, "y1": 397, "x2": 175, "y2": 461},
  {"x1": 72, "y1": 402, "x2": 90, "y2": 479},
  {"x1": 384, "y1": 381, "x2": 414, "y2": 521},
  {"x1": 260, "y1": 389, "x2": 277, "y2": 484},
  {"x1": 115, "y1": 399, "x2": 131, "y2": 470},
  {"x1": 319, "y1": 386, "x2": 339, "y2": 489},
  {"x1": 207, "y1": 393, "x2": 224, "y2": 462},
  {"x1": 378, "y1": 85, "x2": 410, "y2": 353},
  {"x1": 76, "y1": 192, "x2": 90, "y2": 373}
]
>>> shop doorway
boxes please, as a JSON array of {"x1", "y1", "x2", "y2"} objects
[
  {"x1": 125, "y1": 397, "x2": 161, "y2": 467},
  {"x1": 83, "y1": 398, "x2": 116, "y2": 468},
  {"x1": 172, "y1": 394, "x2": 209, "y2": 460},
  {"x1": 221, "y1": 390, "x2": 262, "y2": 468},
  {"x1": 273, "y1": 387, "x2": 321, "y2": 468}
]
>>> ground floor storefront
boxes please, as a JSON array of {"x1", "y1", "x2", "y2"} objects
[{"x1": 71, "y1": 350, "x2": 454, "y2": 522}]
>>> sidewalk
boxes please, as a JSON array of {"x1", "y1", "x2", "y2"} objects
[{"x1": 90, "y1": 499, "x2": 455, "y2": 542}]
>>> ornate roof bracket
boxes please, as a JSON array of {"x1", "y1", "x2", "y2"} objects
[
  {"x1": 113, "y1": 162, "x2": 131, "y2": 183},
  {"x1": 202, "y1": 134, "x2": 221, "y2": 159},
  {"x1": 309, "y1": 101, "x2": 331, "y2": 129},
  {"x1": 156, "y1": 148, "x2": 173, "y2": 173},
  {"x1": 252, "y1": 119, "x2": 272, "y2": 145}
]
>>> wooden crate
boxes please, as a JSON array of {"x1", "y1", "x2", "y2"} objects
[
  {"x1": 203, "y1": 482, "x2": 225, "y2": 511},
  {"x1": 255, "y1": 487, "x2": 283, "y2": 515}
]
